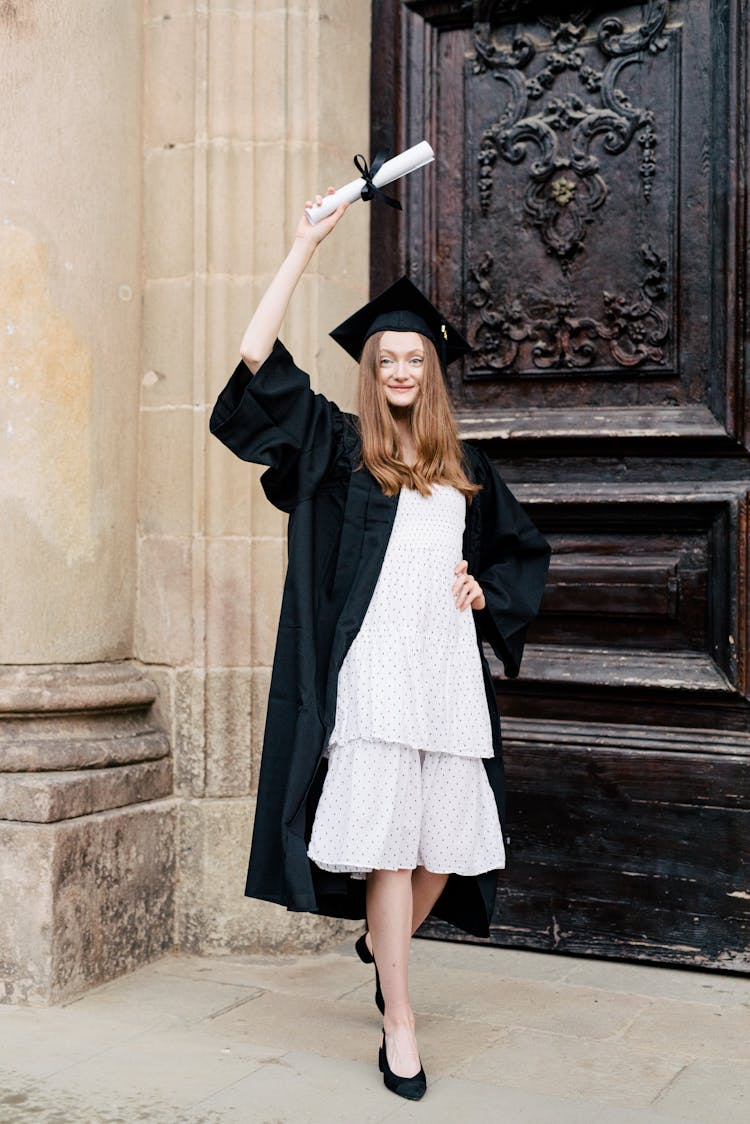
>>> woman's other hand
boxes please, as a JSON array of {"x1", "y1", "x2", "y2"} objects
[
  {"x1": 295, "y1": 186, "x2": 349, "y2": 247},
  {"x1": 452, "y1": 560, "x2": 486, "y2": 612}
]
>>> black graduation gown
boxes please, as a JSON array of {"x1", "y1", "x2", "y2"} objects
[{"x1": 209, "y1": 340, "x2": 551, "y2": 938}]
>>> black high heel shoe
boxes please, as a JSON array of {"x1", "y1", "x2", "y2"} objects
[
  {"x1": 355, "y1": 932, "x2": 384, "y2": 1015},
  {"x1": 378, "y1": 1030, "x2": 426, "y2": 1101}
]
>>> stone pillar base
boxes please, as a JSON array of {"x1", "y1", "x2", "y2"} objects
[
  {"x1": 0, "y1": 663, "x2": 176, "y2": 1005},
  {"x1": 1, "y1": 799, "x2": 177, "y2": 1006}
]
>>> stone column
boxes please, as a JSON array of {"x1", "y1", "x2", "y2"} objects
[
  {"x1": 0, "y1": 3, "x2": 175, "y2": 1004},
  {"x1": 138, "y1": 0, "x2": 372, "y2": 953}
]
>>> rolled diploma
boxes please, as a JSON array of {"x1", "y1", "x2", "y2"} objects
[{"x1": 305, "y1": 140, "x2": 435, "y2": 224}]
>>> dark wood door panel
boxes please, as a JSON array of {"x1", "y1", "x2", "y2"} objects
[
  {"x1": 374, "y1": 0, "x2": 750, "y2": 966},
  {"x1": 496, "y1": 734, "x2": 750, "y2": 969},
  {"x1": 507, "y1": 484, "x2": 749, "y2": 697},
  {"x1": 543, "y1": 554, "x2": 682, "y2": 618},
  {"x1": 419, "y1": 727, "x2": 750, "y2": 968}
]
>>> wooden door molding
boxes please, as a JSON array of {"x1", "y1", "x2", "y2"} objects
[{"x1": 374, "y1": 0, "x2": 749, "y2": 448}]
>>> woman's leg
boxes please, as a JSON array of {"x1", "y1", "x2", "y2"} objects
[
  {"x1": 366, "y1": 868, "x2": 421, "y2": 1077},
  {"x1": 411, "y1": 866, "x2": 449, "y2": 931},
  {"x1": 364, "y1": 866, "x2": 448, "y2": 955}
]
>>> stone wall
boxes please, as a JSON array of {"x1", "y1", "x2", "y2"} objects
[
  {"x1": 138, "y1": 0, "x2": 371, "y2": 955},
  {"x1": 0, "y1": 0, "x2": 371, "y2": 1004}
]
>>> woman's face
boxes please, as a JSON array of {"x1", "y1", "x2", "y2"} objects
[{"x1": 377, "y1": 331, "x2": 425, "y2": 411}]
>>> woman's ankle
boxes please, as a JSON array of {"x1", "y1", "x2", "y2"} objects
[{"x1": 383, "y1": 1006, "x2": 416, "y2": 1033}]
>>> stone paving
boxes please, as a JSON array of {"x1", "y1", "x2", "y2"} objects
[{"x1": 1, "y1": 937, "x2": 749, "y2": 1123}]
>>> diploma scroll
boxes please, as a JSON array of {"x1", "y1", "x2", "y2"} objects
[{"x1": 305, "y1": 141, "x2": 435, "y2": 225}]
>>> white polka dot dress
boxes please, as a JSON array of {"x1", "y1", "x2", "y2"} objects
[{"x1": 307, "y1": 483, "x2": 506, "y2": 879}]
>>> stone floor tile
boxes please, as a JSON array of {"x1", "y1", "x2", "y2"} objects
[
  {"x1": 151, "y1": 947, "x2": 371, "y2": 1002},
  {"x1": 456, "y1": 1027, "x2": 685, "y2": 1109},
  {"x1": 0, "y1": 1006, "x2": 156, "y2": 1080},
  {"x1": 379, "y1": 1075, "x2": 702, "y2": 1124},
  {"x1": 0, "y1": 1068, "x2": 223, "y2": 1124},
  {"x1": 204, "y1": 989, "x2": 502, "y2": 1077},
  {"x1": 199, "y1": 1050, "x2": 396, "y2": 1123},
  {"x1": 623, "y1": 1000, "x2": 750, "y2": 1060},
  {"x1": 2, "y1": 946, "x2": 749, "y2": 1123},
  {"x1": 202, "y1": 989, "x2": 378, "y2": 1061},
  {"x1": 63, "y1": 966, "x2": 264, "y2": 1029},
  {"x1": 562, "y1": 957, "x2": 750, "y2": 1007},
  {"x1": 391, "y1": 935, "x2": 574, "y2": 982},
  {"x1": 403, "y1": 963, "x2": 650, "y2": 1039},
  {"x1": 400, "y1": 1015, "x2": 504, "y2": 1078},
  {"x1": 652, "y1": 1057, "x2": 750, "y2": 1123},
  {"x1": 40, "y1": 1026, "x2": 270, "y2": 1109}
]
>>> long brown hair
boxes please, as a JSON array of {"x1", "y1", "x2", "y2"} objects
[{"x1": 357, "y1": 331, "x2": 481, "y2": 501}]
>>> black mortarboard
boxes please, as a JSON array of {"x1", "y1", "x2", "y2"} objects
[{"x1": 329, "y1": 276, "x2": 472, "y2": 371}]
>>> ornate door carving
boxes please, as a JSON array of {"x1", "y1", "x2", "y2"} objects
[{"x1": 372, "y1": 0, "x2": 750, "y2": 967}]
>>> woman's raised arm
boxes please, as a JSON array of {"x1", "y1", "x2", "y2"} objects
[{"x1": 240, "y1": 188, "x2": 349, "y2": 372}]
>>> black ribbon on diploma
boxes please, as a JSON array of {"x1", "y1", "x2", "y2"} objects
[{"x1": 354, "y1": 151, "x2": 403, "y2": 211}]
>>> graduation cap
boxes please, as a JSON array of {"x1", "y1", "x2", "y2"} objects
[{"x1": 329, "y1": 276, "x2": 472, "y2": 371}]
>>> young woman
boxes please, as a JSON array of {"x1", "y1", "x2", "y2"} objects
[{"x1": 209, "y1": 189, "x2": 551, "y2": 1101}]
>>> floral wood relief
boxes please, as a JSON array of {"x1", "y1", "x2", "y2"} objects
[
  {"x1": 472, "y1": 1, "x2": 669, "y2": 271},
  {"x1": 467, "y1": 243, "x2": 668, "y2": 373}
]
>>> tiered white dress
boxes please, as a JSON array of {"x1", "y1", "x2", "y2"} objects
[{"x1": 307, "y1": 483, "x2": 506, "y2": 879}]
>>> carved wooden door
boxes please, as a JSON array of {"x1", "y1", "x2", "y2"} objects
[{"x1": 371, "y1": 0, "x2": 750, "y2": 968}]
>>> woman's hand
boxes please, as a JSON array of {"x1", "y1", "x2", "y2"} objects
[
  {"x1": 452, "y1": 560, "x2": 486, "y2": 612},
  {"x1": 294, "y1": 186, "x2": 349, "y2": 248}
]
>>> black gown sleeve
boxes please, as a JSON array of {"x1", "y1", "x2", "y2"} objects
[
  {"x1": 209, "y1": 339, "x2": 344, "y2": 512},
  {"x1": 473, "y1": 449, "x2": 551, "y2": 679}
]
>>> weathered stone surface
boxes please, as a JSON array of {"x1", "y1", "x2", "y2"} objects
[
  {"x1": 205, "y1": 540, "x2": 253, "y2": 668},
  {"x1": 250, "y1": 667, "x2": 272, "y2": 794},
  {"x1": 0, "y1": 799, "x2": 177, "y2": 1006},
  {"x1": 0, "y1": 663, "x2": 169, "y2": 777},
  {"x1": 312, "y1": 274, "x2": 367, "y2": 414},
  {"x1": 0, "y1": 730, "x2": 167, "y2": 775},
  {"x1": 2, "y1": 0, "x2": 374, "y2": 1016},
  {"x1": 205, "y1": 434, "x2": 254, "y2": 538},
  {"x1": 206, "y1": 7, "x2": 256, "y2": 142},
  {"x1": 0, "y1": 826, "x2": 54, "y2": 1006},
  {"x1": 144, "y1": 7, "x2": 196, "y2": 149},
  {"x1": 138, "y1": 407, "x2": 195, "y2": 536},
  {"x1": 0, "y1": 1, "x2": 142, "y2": 667},
  {"x1": 0, "y1": 662, "x2": 158, "y2": 718},
  {"x1": 204, "y1": 277, "x2": 260, "y2": 403},
  {"x1": 316, "y1": 0, "x2": 372, "y2": 157},
  {"x1": 207, "y1": 144, "x2": 257, "y2": 277},
  {"x1": 623, "y1": 998, "x2": 750, "y2": 1059},
  {"x1": 143, "y1": 145, "x2": 195, "y2": 280},
  {"x1": 141, "y1": 664, "x2": 175, "y2": 749},
  {"x1": 653, "y1": 1057, "x2": 750, "y2": 1121},
  {"x1": 136, "y1": 536, "x2": 194, "y2": 665},
  {"x1": 142, "y1": 278, "x2": 196, "y2": 407},
  {"x1": 456, "y1": 1027, "x2": 684, "y2": 1109},
  {"x1": 175, "y1": 798, "x2": 356, "y2": 955},
  {"x1": 3, "y1": 941, "x2": 750, "y2": 1122},
  {"x1": 0, "y1": 759, "x2": 172, "y2": 823},
  {"x1": 205, "y1": 669, "x2": 253, "y2": 797},
  {"x1": 170, "y1": 668, "x2": 206, "y2": 798}
]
